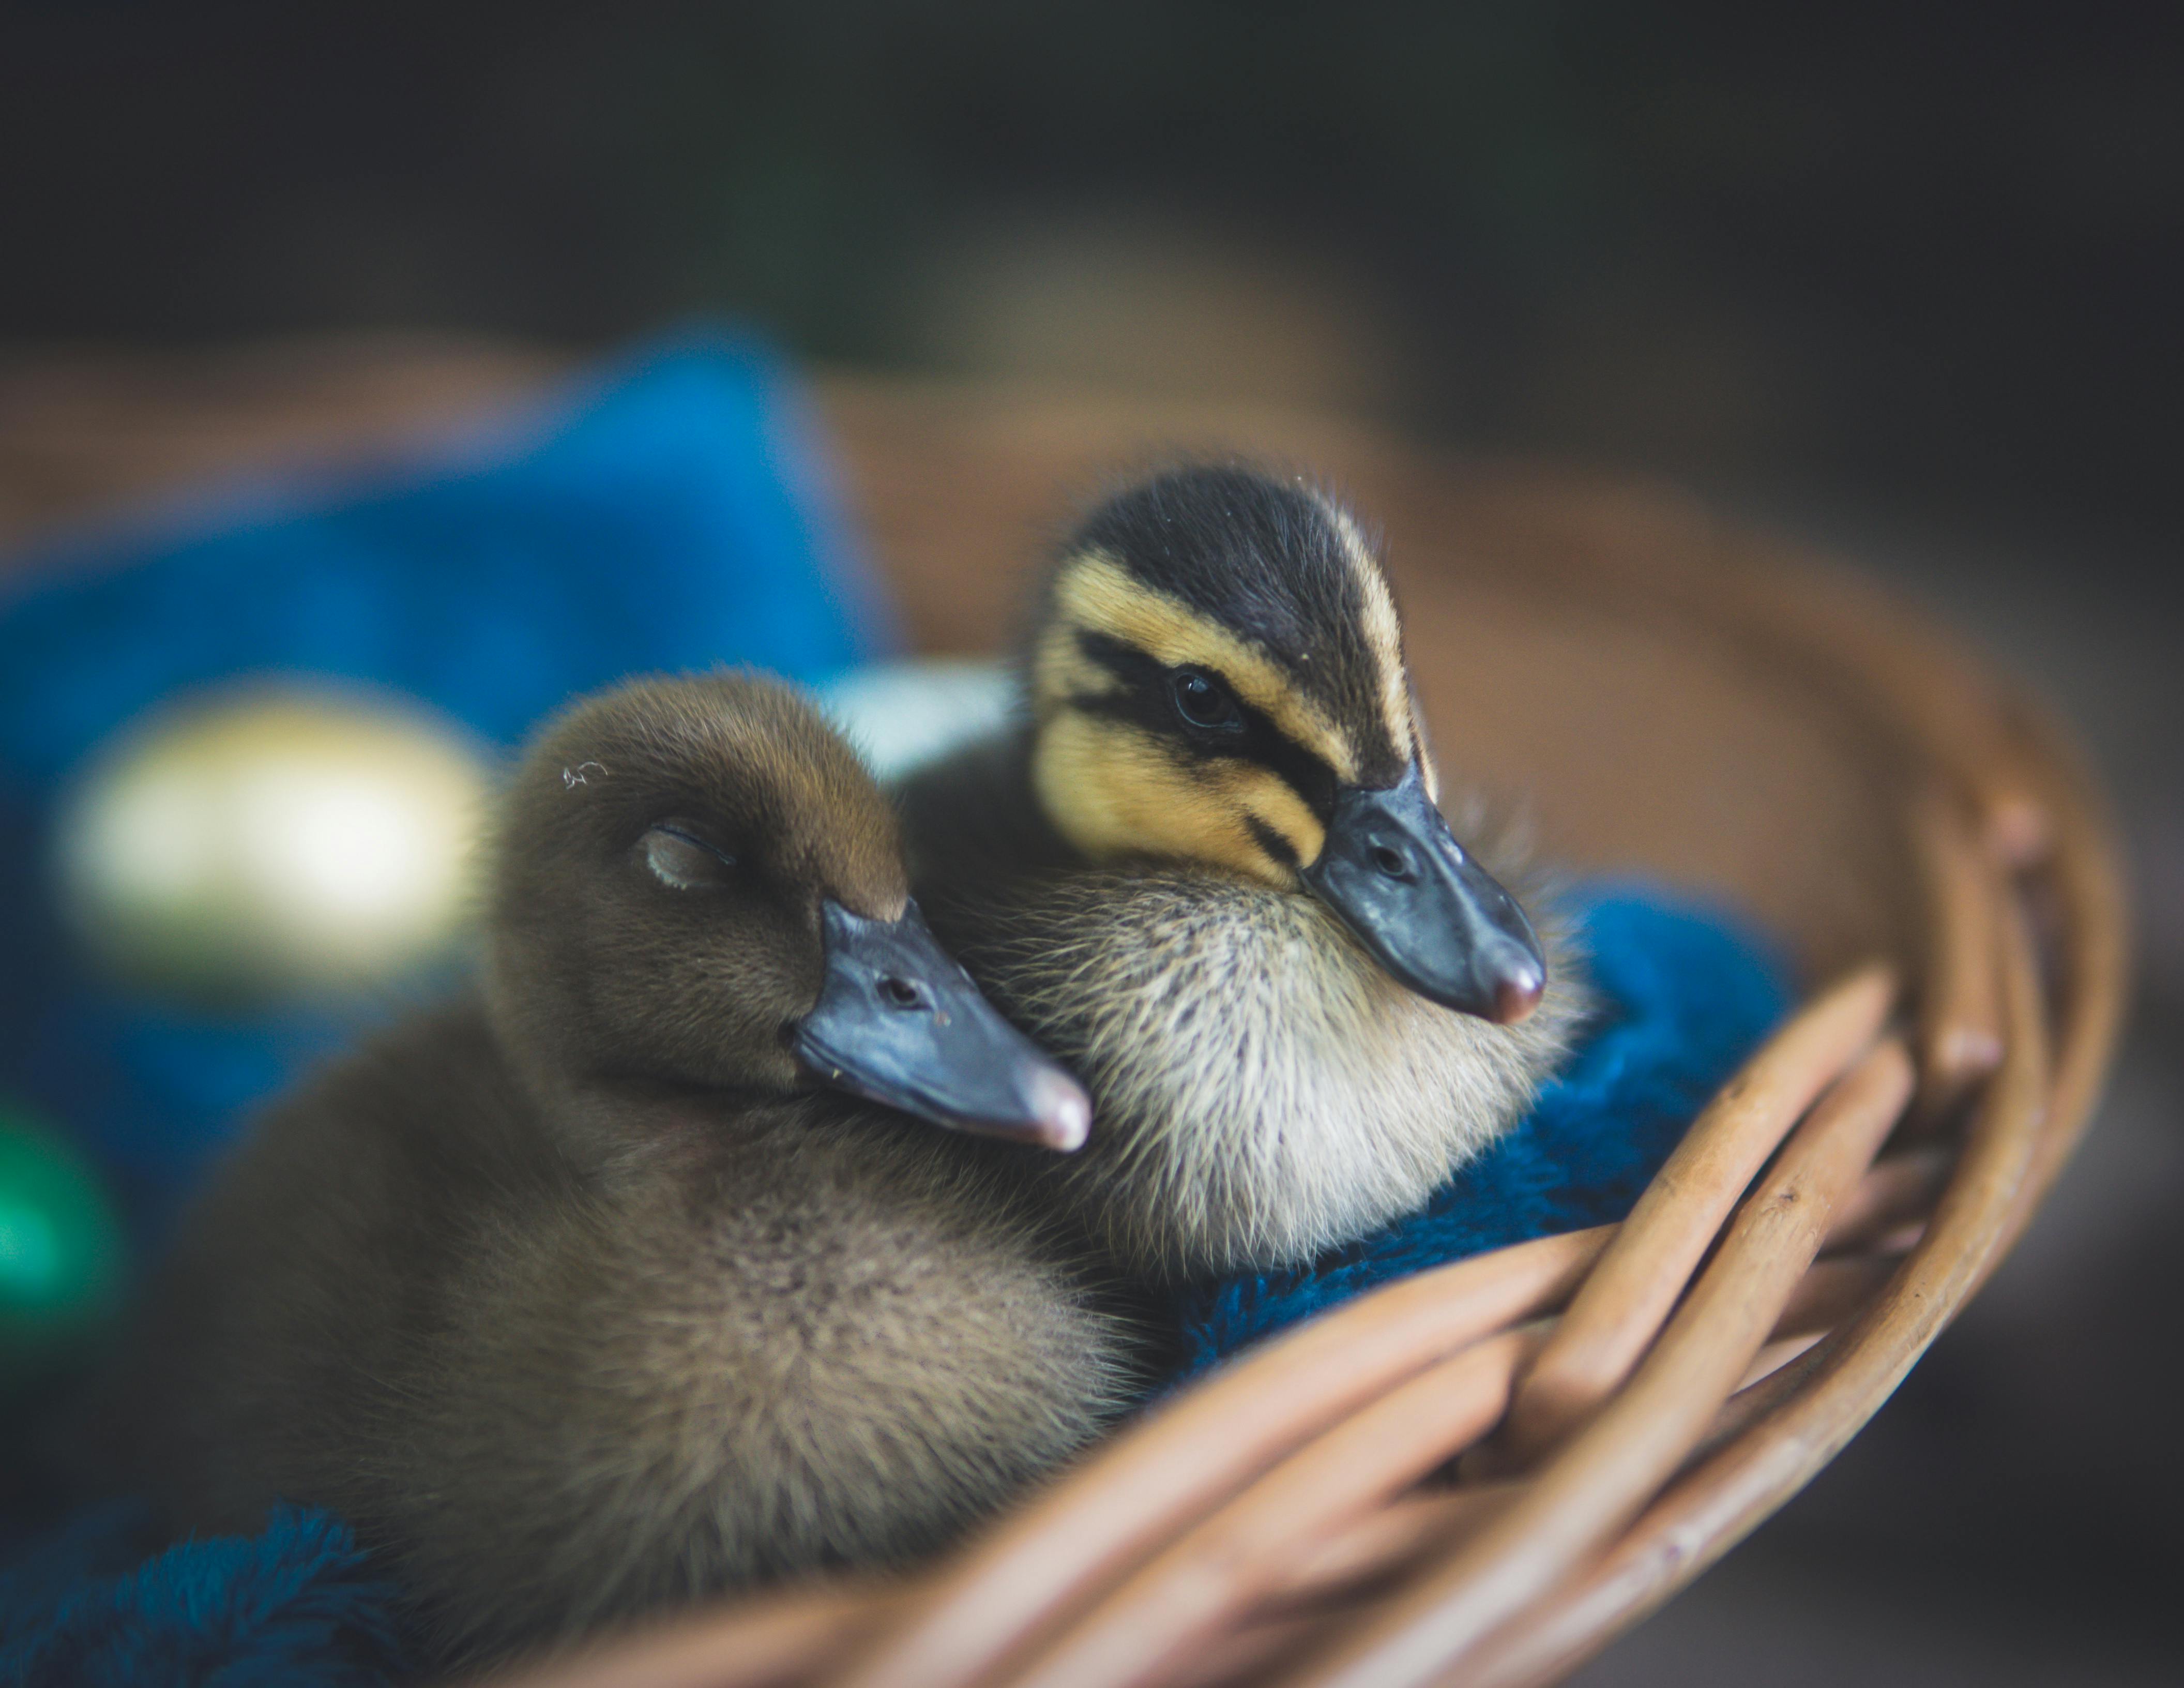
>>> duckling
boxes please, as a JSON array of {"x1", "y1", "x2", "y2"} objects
[
  {"x1": 119, "y1": 673, "x2": 1132, "y2": 1665},
  {"x1": 899, "y1": 465, "x2": 1588, "y2": 1282}
]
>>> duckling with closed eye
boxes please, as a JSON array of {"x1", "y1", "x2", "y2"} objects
[
  {"x1": 899, "y1": 464, "x2": 1588, "y2": 1283},
  {"x1": 121, "y1": 673, "x2": 1130, "y2": 1666}
]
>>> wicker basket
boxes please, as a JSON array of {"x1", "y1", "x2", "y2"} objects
[{"x1": 0, "y1": 344, "x2": 2129, "y2": 1688}]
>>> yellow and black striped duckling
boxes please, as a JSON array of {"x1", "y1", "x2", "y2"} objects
[
  {"x1": 900, "y1": 465, "x2": 1588, "y2": 1282},
  {"x1": 121, "y1": 673, "x2": 1129, "y2": 1665}
]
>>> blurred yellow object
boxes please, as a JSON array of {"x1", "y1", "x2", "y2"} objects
[{"x1": 55, "y1": 687, "x2": 491, "y2": 1003}]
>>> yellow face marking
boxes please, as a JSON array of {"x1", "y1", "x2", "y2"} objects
[
  {"x1": 1032, "y1": 712, "x2": 1325, "y2": 885},
  {"x1": 1035, "y1": 554, "x2": 1362, "y2": 785},
  {"x1": 1321, "y1": 499, "x2": 1419, "y2": 768}
]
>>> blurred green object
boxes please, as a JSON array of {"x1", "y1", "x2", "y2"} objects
[{"x1": 0, "y1": 1101, "x2": 128, "y2": 1392}]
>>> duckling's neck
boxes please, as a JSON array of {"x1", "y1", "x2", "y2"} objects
[{"x1": 475, "y1": 980, "x2": 789, "y2": 1181}]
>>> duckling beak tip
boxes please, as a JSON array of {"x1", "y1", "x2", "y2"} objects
[
  {"x1": 1491, "y1": 968, "x2": 1545, "y2": 1026},
  {"x1": 1026, "y1": 1068, "x2": 1093, "y2": 1153}
]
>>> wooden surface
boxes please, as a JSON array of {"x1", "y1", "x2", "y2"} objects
[{"x1": 0, "y1": 339, "x2": 2130, "y2": 1688}]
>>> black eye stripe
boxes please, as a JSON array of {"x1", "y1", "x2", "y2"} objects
[
  {"x1": 1069, "y1": 628, "x2": 1340, "y2": 814},
  {"x1": 1244, "y1": 813, "x2": 1300, "y2": 870}
]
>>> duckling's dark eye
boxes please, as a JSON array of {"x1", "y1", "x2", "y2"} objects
[
  {"x1": 1170, "y1": 668, "x2": 1243, "y2": 733},
  {"x1": 641, "y1": 824, "x2": 738, "y2": 892}
]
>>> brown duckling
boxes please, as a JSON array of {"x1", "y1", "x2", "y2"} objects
[
  {"x1": 119, "y1": 673, "x2": 1130, "y2": 1665},
  {"x1": 899, "y1": 464, "x2": 1588, "y2": 1282}
]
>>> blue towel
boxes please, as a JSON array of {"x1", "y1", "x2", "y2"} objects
[
  {"x1": 0, "y1": 329, "x2": 889, "y2": 1226},
  {"x1": 0, "y1": 1502, "x2": 404, "y2": 1688},
  {"x1": 0, "y1": 887, "x2": 1788, "y2": 1683}
]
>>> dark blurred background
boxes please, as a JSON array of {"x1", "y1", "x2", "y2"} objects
[{"x1": 3, "y1": 3, "x2": 2178, "y2": 1680}]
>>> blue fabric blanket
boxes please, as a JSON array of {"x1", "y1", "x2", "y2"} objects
[
  {"x1": 0, "y1": 1503, "x2": 404, "y2": 1687},
  {"x1": 0, "y1": 888, "x2": 1789, "y2": 1683}
]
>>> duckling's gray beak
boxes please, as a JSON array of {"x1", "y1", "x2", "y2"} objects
[
  {"x1": 1301, "y1": 764, "x2": 1546, "y2": 1023},
  {"x1": 790, "y1": 900, "x2": 1093, "y2": 1152}
]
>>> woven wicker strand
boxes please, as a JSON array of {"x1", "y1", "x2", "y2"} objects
[
  {"x1": 1478, "y1": 706, "x2": 2112, "y2": 1688},
  {"x1": 1459, "y1": 899, "x2": 2055, "y2": 1688},
  {"x1": 1909, "y1": 788, "x2": 2006, "y2": 1114},
  {"x1": 1271, "y1": 1485, "x2": 1521, "y2": 1608},
  {"x1": 1279, "y1": 1037, "x2": 1915, "y2": 1688},
  {"x1": 1989, "y1": 701, "x2": 2128, "y2": 1254},
  {"x1": 1480, "y1": 966, "x2": 1894, "y2": 1474},
  {"x1": 482, "y1": 1584, "x2": 915, "y2": 1688},
  {"x1": 998, "y1": 1327, "x2": 1543, "y2": 1688}
]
